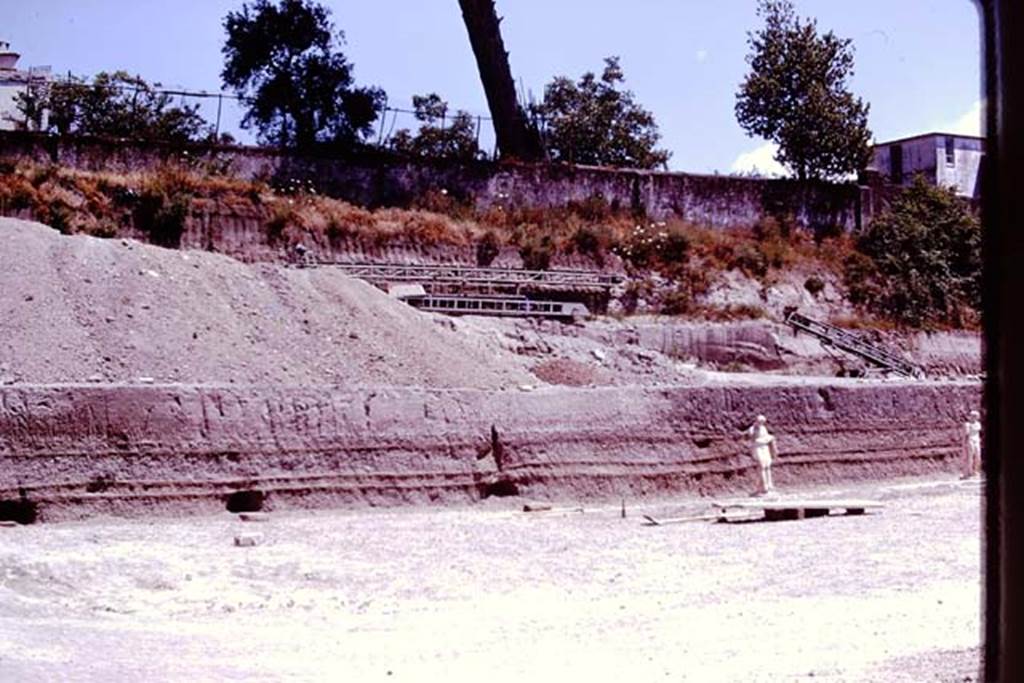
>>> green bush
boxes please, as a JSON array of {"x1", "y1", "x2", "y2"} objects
[
  {"x1": 617, "y1": 224, "x2": 657, "y2": 269},
  {"x1": 135, "y1": 167, "x2": 193, "y2": 248},
  {"x1": 137, "y1": 190, "x2": 189, "y2": 247},
  {"x1": 620, "y1": 278, "x2": 655, "y2": 314},
  {"x1": 570, "y1": 225, "x2": 601, "y2": 256},
  {"x1": 413, "y1": 188, "x2": 472, "y2": 219},
  {"x1": 43, "y1": 203, "x2": 73, "y2": 235},
  {"x1": 325, "y1": 215, "x2": 351, "y2": 247},
  {"x1": 519, "y1": 234, "x2": 554, "y2": 270},
  {"x1": 567, "y1": 193, "x2": 612, "y2": 222},
  {"x1": 804, "y1": 275, "x2": 826, "y2": 296},
  {"x1": 570, "y1": 224, "x2": 617, "y2": 266},
  {"x1": 615, "y1": 222, "x2": 690, "y2": 273},
  {"x1": 731, "y1": 243, "x2": 768, "y2": 277},
  {"x1": 476, "y1": 230, "x2": 501, "y2": 266},
  {"x1": 265, "y1": 205, "x2": 292, "y2": 246},
  {"x1": 87, "y1": 220, "x2": 120, "y2": 238},
  {"x1": 658, "y1": 262, "x2": 712, "y2": 316},
  {"x1": 29, "y1": 164, "x2": 60, "y2": 187},
  {"x1": 752, "y1": 214, "x2": 800, "y2": 269},
  {"x1": 845, "y1": 176, "x2": 980, "y2": 327},
  {"x1": 660, "y1": 228, "x2": 690, "y2": 266},
  {"x1": 703, "y1": 303, "x2": 768, "y2": 321},
  {"x1": 660, "y1": 284, "x2": 696, "y2": 315},
  {"x1": 5, "y1": 180, "x2": 37, "y2": 211}
]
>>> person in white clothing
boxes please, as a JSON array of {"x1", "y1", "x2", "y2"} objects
[
  {"x1": 747, "y1": 414, "x2": 778, "y2": 496},
  {"x1": 962, "y1": 410, "x2": 982, "y2": 479}
]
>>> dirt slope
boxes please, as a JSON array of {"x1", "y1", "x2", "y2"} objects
[{"x1": 0, "y1": 218, "x2": 531, "y2": 388}]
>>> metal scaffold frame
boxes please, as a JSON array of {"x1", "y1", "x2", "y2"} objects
[
  {"x1": 303, "y1": 261, "x2": 622, "y2": 291},
  {"x1": 784, "y1": 310, "x2": 924, "y2": 378}
]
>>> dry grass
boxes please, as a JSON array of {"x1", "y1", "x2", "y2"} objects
[
  {"x1": 827, "y1": 314, "x2": 903, "y2": 332},
  {"x1": 0, "y1": 160, "x2": 854, "y2": 275}
]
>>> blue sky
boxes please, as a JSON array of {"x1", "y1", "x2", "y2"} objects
[{"x1": 2, "y1": 0, "x2": 983, "y2": 174}]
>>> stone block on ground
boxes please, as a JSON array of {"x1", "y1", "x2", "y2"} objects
[{"x1": 234, "y1": 532, "x2": 264, "y2": 547}]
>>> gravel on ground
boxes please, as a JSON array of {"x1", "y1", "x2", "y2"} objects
[{"x1": 0, "y1": 474, "x2": 983, "y2": 681}]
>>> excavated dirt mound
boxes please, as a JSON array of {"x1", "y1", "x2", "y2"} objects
[{"x1": 0, "y1": 218, "x2": 532, "y2": 389}]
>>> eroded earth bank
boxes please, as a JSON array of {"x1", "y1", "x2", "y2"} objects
[
  {"x1": 0, "y1": 218, "x2": 982, "y2": 520},
  {"x1": 0, "y1": 381, "x2": 979, "y2": 522}
]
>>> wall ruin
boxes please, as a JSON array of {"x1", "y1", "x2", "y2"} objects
[{"x1": 0, "y1": 130, "x2": 871, "y2": 234}]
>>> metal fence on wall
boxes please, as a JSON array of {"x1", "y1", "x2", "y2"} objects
[{"x1": 10, "y1": 75, "x2": 502, "y2": 159}]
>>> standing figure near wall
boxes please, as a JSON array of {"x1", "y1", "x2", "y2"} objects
[
  {"x1": 747, "y1": 414, "x2": 778, "y2": 496},
  {"x1": 962, "y1": 409, "x2": 982, "y2": 479}
]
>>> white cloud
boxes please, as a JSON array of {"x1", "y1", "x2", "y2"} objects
[
  {"x1": 729, "y1": 141, "x2": 788, "y2": 177},
  {"x1": 943, "y1": 99, "x2": 984, "y2": 137},
  {"x1": 695, "y1": 49, "x2": 708, "y2": 63}
]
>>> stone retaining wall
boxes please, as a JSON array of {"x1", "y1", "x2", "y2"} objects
[{"x1": 0, "y1": 130, "x2": 870, "y2": 233}]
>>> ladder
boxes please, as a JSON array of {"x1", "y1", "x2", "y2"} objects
[{"x1": 783, "y1": 310, "x2": 924, "y2": 378}]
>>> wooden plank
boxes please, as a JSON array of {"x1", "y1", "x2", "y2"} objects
[
  {"x1": 238, "y1": 512, "x2": 270, "y2": 522},
  {"x1": 711, "y1": 498, "x2": 884, "y2": 512},
  {"x1": 765, "y1": 508, "x2": 805, "y2": 521},
  {"x1": 520, "y1": 504, "x2": 583, "y2": 514},
  {"x1": 642, "y1": 511, "x2": 761, "y2": 526}
]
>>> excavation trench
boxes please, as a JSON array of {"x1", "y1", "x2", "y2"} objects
[{"x1": 0, "y1": 381, "x2": 981, "y2": 521}]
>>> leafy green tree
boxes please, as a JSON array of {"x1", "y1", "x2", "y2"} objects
[
  {"x1": 14, "y1": 72, "x2": 210, "y2": 142},
  {"x1": 390, "y1": 94, "x2": 480, "y2": 161},
  {"x1": 736, "y1": 0, "x2": 871, "y2": 181},
  {"x1": 7, "y1": 82, "x2": 47, "y2": 131},
  {"x1": 532, "y1": 57, "x2": 670, "y2": 169},
  {"x1": 43, "y1": 77, "x2": 83, "y2": 135},
  {"x1": 221, "y1": 0, "x2": 384, "y2": 151},
  {"x1": 845, "y1": 176, "x2": 981, "y2": 327}
]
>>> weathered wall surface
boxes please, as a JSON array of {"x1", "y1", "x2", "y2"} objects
[
  {"x1": 628, "y1": 320, "x2": 983, "y2": 376},
  {"x1": 0, "y1": 381, "x2": 980, "y2": 521},
  {"x1": 0, "y1": 131, "x2": 868, "y2": 232}
]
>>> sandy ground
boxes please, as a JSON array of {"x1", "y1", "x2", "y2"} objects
[{"x1": 0, "y1": 475, "x2": 982, "y2": 682}]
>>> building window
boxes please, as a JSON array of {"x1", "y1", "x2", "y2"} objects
[
  {"x1": 945, "y1": 136, "x2": 956, "y2": 165},
  {"x1": 890, "y1": 145, "x2": 903, "y2": 183}
]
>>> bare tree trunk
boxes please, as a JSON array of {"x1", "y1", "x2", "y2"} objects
[{"x1": 457, "y1": 0, "x2": 543, "y2": 161}]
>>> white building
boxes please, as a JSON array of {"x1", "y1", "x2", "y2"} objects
[
  {"x1": 868, "y1": 132, "x2": 983, "y2": 199},
  {"x1": 0, "y1": 40, "x2": 51, "y2": 131}
]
